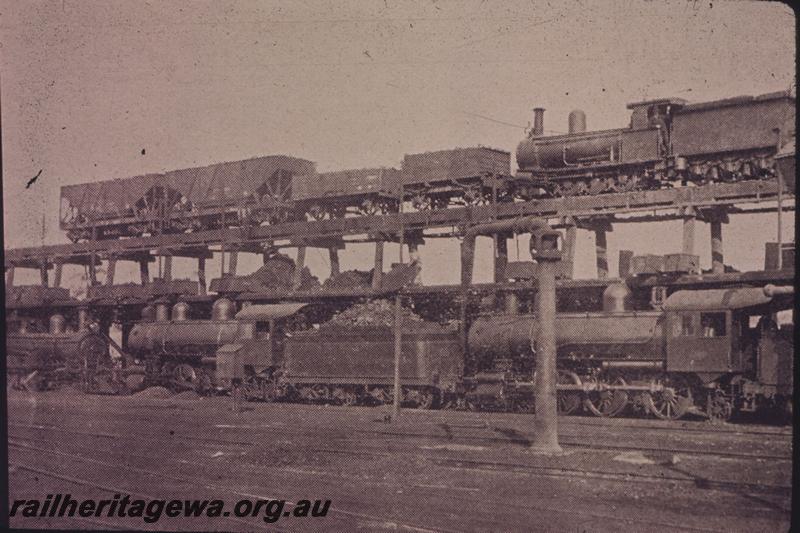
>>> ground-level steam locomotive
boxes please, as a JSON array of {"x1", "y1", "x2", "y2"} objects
[
  {"x1": 121, "y1": 280, "x2": 793, "y2": 422},
  {"x1": 6, "y1": 315, "x2": 112, "y2": 392}
]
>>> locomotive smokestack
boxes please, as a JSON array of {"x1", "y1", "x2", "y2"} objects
[
  {"x1": 568, "y1": 110, "x2": 586, "y2": 134},
  {"x1": 532, "y1": 108, "x2": 545, "y2": 137}
]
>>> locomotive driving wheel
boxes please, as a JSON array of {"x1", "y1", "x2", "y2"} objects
[
  {"x1": 644, "y1": 376, "x2": 692, "y2": 420},
  {"x1": 172, "y1": 363, "x2": 199, "y2": 392},
  {"x1": 557, "y1": 370, "x2": 582, "y2": 415},
  {"x1": 584, "y1": 376, "x2": 629, "y2": 417}
]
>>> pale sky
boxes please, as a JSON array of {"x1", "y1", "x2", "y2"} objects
[{"x1": 1, "y1": 0, "x2": 795, "y2": 289}]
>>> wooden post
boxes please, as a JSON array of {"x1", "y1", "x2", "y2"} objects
[
  {"x1": 88, "y1": 259, "x2": 97, "y2": 287},
  {"x1": 198, "y1": 257, "x2": 207, "y2": 295},
  {"x1": 618, "y1": 250, "x2": 633, "y2": 278},
  {"x1": 229, "y1": 249, "x2": 239, "y2": 276},
  {"x1": 6, "y1": 265, "x2": 15, "y2": 289},
  {"x1": 53, "y1": 261, "x2": 63, "y2": 288},
  {"x1": 163, "y1": 254, "x2": 173, "y2": 282},
  {"x1": 89, "y1": 226, "x2": 98, "y2": 287},
  {"x1": 220, "y1": 245, "x2": 226, "y2": 277},
  {"x1": 595, "y1": 229, "x2": 609, "y2": 280},
  {"x1": 392, "y1": 293, "x2": 402, "y2": 420},
  {"x1": 292, "y1": 246, "x2": 306, "y2": 290},
  {"x1": 139, "y1": 259, "x2": 150, "y2": 286},
  {"x1": 372, "y1": 241, "x2": 384, "y2": 289},
  {"x1": 40, "y1": 261, "x2": 49, "y2": 287},
  {"x1": 710, "y1": 219, "x2": 724, "y2": 274},
  {"x1": 775, "y1": 127, "x2": 783, "y2": 270},
  {"x1": 563, "y1": 223, "x2": 577, "y2": 280},
  {"x1": 682, "y1": 209, "x2": 696, "y2": 255},
  {"x1": 494, "y1": 234, "x2": 508, "y2": 283},
  {"x1": 329, "y1": 248, "x2": 340, "y2": 278},
  {"x1": 408, "y1": 242, "x2": 421, "y2": 283},
  {"x1": 106, "y1": 257, "x2": 117, "y2": 286}
]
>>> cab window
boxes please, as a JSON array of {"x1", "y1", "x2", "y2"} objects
[
  {"x1": 700, "y1": 312, "x2": 726, "y2": 337},
  {"x1": 255, "y1": 321, "x2": 270, "y2": 338},
  {"x1": 679, "y1": 315, "x2": 695, "y2": 336}
]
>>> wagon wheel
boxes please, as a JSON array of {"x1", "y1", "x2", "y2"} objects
[
  {"x1": 242, "y1": 375, "x2": 261, "y2": 401},
  {"x1": 410, "y1": 191, "x2": 432, "y2": 210},
  {"x1": 258, "y1": 170, "x2": 294, "y2": 223},
  {"x1": 587, "y1": 178, "x2": 608, "y2": 196},
  {"x1": 359, "y1": 198, "x2": 382, "y2": 216},
  {"x1": 332, "y1": 386, "x2": 359, "y2": 406},
  {"x1": 644, "y1": 378, "x2": 692, "y2": 420},
  {"x1": 615, "y1": 174, "x2": 639, "y2": 192},
  {"x1": 706, "y1": 389, "x2": 733, "y2": 423},
  {"x1": 172, "y1": 363, "x2": 199, "y2": 392},
  {"x1": 413, "y1": 388, "x2": 437, "y2": 410},
  {"x1": 557, "y1": 181, "x2": 584, "y2": 197},
  {"x1": 557, "y1": 370, "x2": 582, "y2": 415},
  {"x1": 307, "y1": 204, "x2": 330, "y2": 221},
  {"x1": 584, "y1": 376, "x2": 629, "y2": 417},
  {"x1": 461, "y1": 185, "x2": 488, "y2": 206},
  {"x1": 260, "y1": 169, "x2": 293, "y2": 204}
]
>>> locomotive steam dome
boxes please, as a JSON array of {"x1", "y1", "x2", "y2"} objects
[
  {"x1": 154, "y1": 298, "x2": 171, "y2": 322},
  {"x1": 49, "y1": 313, "x2": 66, "y2": 334},
  {"x1": 140, "y1": 304, "x2": 156, "y2": 322},
  {"x1": 602, "y1": 282, "x2": 633, "y2": 313},
  {"x1": 212, "y1": 297, "x2": 236, "y2": 320},
  {"x1": 172, "y1": 301, "x2": 191, "y2": 321}
]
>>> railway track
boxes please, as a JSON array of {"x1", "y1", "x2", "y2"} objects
[
  {"x1": 7, "y1": 437, "x2": 466, "y2": 533},
  {"x1": 9, "y1": 415, "x2": 791, "y2": 463},
  {"x1": 13, "y1": 428, "x2": 789, "y2": 498},
  {"x1": 8, "y1": 434, "x2": 749, "y2": 533},
  {"x1": 8, "y1": 390, "x2": 793, "y2": 436}
]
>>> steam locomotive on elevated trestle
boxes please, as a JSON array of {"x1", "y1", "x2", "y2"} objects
[{"x1": 58, "y1": 91, "x2": 794, "y2": 240}]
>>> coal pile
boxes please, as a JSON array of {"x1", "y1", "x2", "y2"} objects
[
  {"x1": 326, "y1": 299, "x2": 424, "y2": 328},
  {"x1": 323, "y1": 270, "x2": 373, "y2": 290}
]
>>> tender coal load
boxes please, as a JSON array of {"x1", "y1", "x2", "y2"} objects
[{"x1": 326, "y1": 299, "x2": 424, "y2": 329}]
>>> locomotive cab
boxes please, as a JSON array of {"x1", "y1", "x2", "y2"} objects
[
  {"x1": 215, "y1": 303, "x2": 308, "y2": 387},
  {"x1": 663, "y1": 287, "x2": 794, "y2": 405}
]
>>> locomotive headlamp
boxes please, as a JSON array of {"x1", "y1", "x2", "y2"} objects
[{"x1": 530, "y1": 228, "x2": 563, "y2": 262}]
